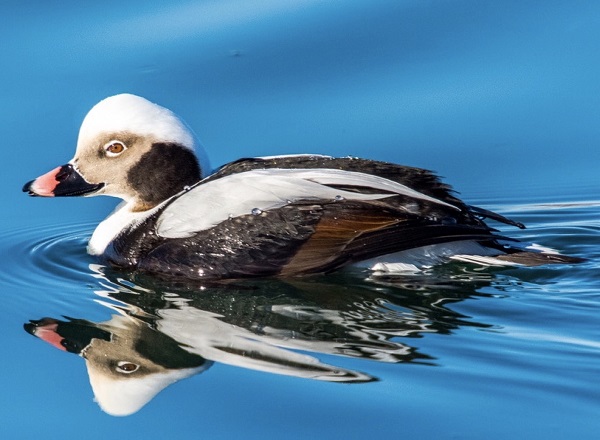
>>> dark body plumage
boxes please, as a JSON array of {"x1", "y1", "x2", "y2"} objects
[
  {"x1": 103, "y1": 155, "x2": 567, "y2": 280},
  {"x1": 24, "y1": 95, "x2": 582, "y2": 281}
]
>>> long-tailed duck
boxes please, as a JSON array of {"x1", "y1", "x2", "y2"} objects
[{"x1": 23, "y1": 94, "x2": 582, "y2": 280}]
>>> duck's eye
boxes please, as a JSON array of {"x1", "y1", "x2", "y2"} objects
[
  {"x1": 104, "y1": 141, "x2": 127, "y2": 157},
  {"x1": 116, "y1": 361, "x2": 139, "y2": 374}
]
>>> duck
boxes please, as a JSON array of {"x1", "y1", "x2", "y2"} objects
[{"x1": 23, "y1": 94, "x2": 582, "y2": 280}]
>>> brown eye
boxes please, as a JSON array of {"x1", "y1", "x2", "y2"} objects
[
  {"x1": 104, "y1": 141, "x2": 127, "y2": 157},
  {"x1": 116, "y1": 361, "x2": 139, "y2": 374}
]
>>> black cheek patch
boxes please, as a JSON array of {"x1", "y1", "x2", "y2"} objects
[{"x1": 127, "y1": 143, "x2": 201, "y2": 207}]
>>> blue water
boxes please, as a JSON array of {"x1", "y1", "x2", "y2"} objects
[{"x1": 2, "y1": 1, "x2": 600, "y2": 438}]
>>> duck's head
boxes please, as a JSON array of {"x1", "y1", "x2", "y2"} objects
[{"x1": 23, "y1": 94, "x2": 210, "y2": 211}]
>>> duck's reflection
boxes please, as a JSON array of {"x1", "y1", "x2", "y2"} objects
[{"x1": 24, "y1": 265, "x2": 494, "y2": 416}]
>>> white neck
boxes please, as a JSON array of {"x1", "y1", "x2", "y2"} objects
[{"x1": 88, "y1": 201, "x2": 156, "y2": 256}]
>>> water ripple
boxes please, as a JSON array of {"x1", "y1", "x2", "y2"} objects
[{"x1": 0, "y1": 222, "x2": 96, "y2": 290}]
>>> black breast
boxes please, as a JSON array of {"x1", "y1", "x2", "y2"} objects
[{"x1": 107, "y1": 203, "x2": 325, "y2": 280}]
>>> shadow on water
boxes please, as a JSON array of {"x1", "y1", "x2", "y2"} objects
[{"x1": 24, "y1": 264, "x2": 496, "y2": 416}]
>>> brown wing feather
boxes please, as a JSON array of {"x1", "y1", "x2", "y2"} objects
[
  {"x1": 279, "y1": 201, "x2": 500, "y2": 276},
  {"x1": 280, "y1": 207, "x2": 402, "y2": 275}
]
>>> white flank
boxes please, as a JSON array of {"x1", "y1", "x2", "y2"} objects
[
  {"x1": 370, "y1": 262, "x2": 421, "y2": 273},
  {"x1": 449, "y1": 255, "x2": 522, "y2": 267},
  {"x1": 356, "y1": 240, "x2": 507, "y2": 272}
]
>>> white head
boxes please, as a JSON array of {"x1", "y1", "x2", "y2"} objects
[
  {"x1": 25, "y1": 94, "x2": 211, "y2": 211},
  {"x1": 77, "y1": 94, "x2": 198, "y2": 155}
]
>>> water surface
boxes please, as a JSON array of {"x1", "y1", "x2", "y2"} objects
[{"x1": 1, "y1": 1, "x2": 599, "y2": 439}]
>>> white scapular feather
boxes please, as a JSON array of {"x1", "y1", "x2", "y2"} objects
[{"x1": 156, "y1": 168, "x2": 459, "y2": 238}]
